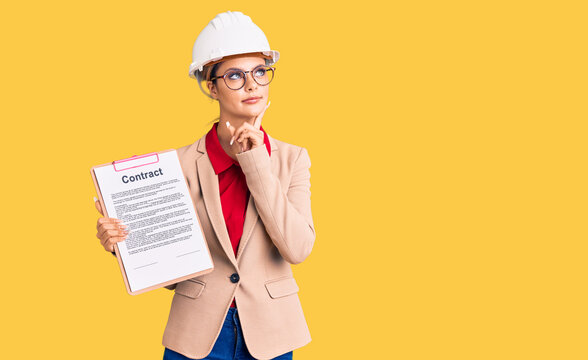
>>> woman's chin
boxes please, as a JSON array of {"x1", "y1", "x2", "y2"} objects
[{"x1": 240, "y1": 105, "x2": 264, "y2": 117}]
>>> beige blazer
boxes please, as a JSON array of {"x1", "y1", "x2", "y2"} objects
[{"x1": 161, "y1": 130, "x2": 315, "y2": 359}]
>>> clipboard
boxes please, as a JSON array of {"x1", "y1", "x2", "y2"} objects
[{"x1": 90, "y1": 149, "x2": 214, "y2": 295}]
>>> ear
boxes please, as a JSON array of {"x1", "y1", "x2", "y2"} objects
[{"x1": 207, "y1": 80, "x2": 218, "y2": 100}]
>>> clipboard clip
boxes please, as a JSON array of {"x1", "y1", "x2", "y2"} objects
[{"x1": 112, "y1": 152, "x2": 160, "y2": 172}]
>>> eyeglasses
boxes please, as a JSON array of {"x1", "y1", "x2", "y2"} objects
[{"x1": 210, "y1": 65, "x2": 276, "y2": 90}]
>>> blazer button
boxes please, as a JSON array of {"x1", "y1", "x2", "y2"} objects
[{"x1": 230, "y1": 273, "x2": 240, "y2": 283}]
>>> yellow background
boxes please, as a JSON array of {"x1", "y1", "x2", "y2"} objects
[{"x1": 1, "y1": 1, "x2": 586, "y2": 359}]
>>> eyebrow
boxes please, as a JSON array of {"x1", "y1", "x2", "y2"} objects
[{"x1": 224, "y1": 64, "x2": 266, "y2": 72}]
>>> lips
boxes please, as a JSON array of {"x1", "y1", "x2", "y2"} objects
[{"x1": 242, "y1": 96, "x2": 261, "y2": 102}]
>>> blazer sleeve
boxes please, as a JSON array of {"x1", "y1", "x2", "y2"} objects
[{"x1": 236, "y1": 145, "x2": 316, "y2": 264}]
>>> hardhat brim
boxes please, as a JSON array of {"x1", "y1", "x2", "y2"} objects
[{"x1": 189, "y1": 50, "x2": 280, "y2": 79}]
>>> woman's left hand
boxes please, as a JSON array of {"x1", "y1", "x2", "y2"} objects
[
  {"x1": 227, "y1": 102, "x2": 270, "y2": 152},
  {"x1": 232, "y1": 122, "x2": 264, "y2": 152}
]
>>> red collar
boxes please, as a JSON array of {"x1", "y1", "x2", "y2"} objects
[{"x1": 205, "y1": 122, "x2": 271, "y2": 175}]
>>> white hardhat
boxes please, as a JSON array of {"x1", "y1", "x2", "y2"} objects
[{"x1": 189, "y1": 11, "x2": 280, "y2": 79}]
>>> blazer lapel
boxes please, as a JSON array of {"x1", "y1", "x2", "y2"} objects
[
  {"x1": 196, "y1": 136, "x2": 239, "y2": 269},
  {"x1": 236, "y1": 134, "x2": 278, "y2": 262},
  {"x1": 195, "y1": 132, "x2": 279, "y2": 266}
]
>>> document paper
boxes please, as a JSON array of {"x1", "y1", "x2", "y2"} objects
[{"x1": 93, "y1": 151, "x2": 213, "y2": 293}]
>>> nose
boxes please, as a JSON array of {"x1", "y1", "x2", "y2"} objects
[{"x1": 244, "y1": 71, "x2": 258, "y2": 91}]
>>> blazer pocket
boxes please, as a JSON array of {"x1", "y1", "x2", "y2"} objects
[
  {"x1": 264, "y1": 277, "x2": 299, "y2": 299},
  {"x1": 174, "y1": 279, "x2": 206, "y2": 299}
]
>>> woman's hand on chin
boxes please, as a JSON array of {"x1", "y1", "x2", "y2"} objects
[{"x1": 226, "y1": 102, "x2": 270, "y2": 152}]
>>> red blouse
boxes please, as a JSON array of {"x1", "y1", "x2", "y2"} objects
[{"x1": 205, "y1": 121, "x2": 271, "y2": 308}]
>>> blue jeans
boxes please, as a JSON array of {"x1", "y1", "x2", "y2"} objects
[{"x1": 163, "y1": 307, "x2": 293, "y2": 360}]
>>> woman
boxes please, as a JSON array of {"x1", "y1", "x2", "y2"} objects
[{"x1": 94, "y1": 11, "x2": 315, "y2": 360}]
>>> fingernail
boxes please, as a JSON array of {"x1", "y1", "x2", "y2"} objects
[
  {"x1": 226, "y1": 121, "x2": 230, "y2": 128},
  {"x1": 230, "y1": 136, "x2": 234, "y2": 145}
]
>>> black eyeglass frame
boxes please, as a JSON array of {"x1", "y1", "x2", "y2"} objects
[{"x1": 209, "y1": 65, "x2": 276, "y2": 90}]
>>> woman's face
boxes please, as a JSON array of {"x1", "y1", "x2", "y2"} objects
[{"x1": 207, "y1": 55, "x2": 270, "y2": 119}]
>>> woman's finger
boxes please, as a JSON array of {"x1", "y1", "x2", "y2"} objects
[
  {"x1": 253, "y1": 101, "x2": 270, "y2": 130},
  {"x1": 106, "y1": 236, "x2": 126, "y2": 252},
  {"x1": 97, "y1": 222, "x2": 127, "y2": 247},
  {"x1": 97, "y1": 216, "x2": 122, "y2": 228},
  {"x1": 243, "y1": 134, "x2": 251, "y2": 151},
  {"x1": 225, "y1": 120, "x2": 234, "y2": 135},
  {"x1": 230, "y1": 121, "x2": 263, "y2": 150},
  {"x1": 232, "y1": 122, "x2": 254, "y2": 144},
  {"x1": 96, "y1": 224, "x2": 115, "y2": 240},
  {"x1": 237, "y1": 132, "x2": 256, "y2": 147},
  {"x1": 236, "y1": 128, "x2": 249, "y2": 143},
  {"x1": 235, "y1": 123, "x2": 261, "y2": 142},
  {"x1": 94, "y1": 197, "x2": 104, "y2": 216},
  {"x1": 98, "y1": 229, "x2": 128, "y2": 252},
  {"x1": 225, "y1": 121, "x2": 236, "y2": 143},
  {"x1": 98, "y1": 224, "x2": 128, "y2": 241},
  {"x1": 236, "y1": 128, "x2": 263, "y2": 146},
  {"x1": 96, "y1": 217, "x2": 124, "y2": 235},
  {"x1": 97, "y1": 223, "x2": 117, "y2": 240},
  {"x1": 98, "y1": 227, "x2": 128, "y2": 246}
]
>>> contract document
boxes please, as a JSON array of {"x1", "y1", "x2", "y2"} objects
[{"x1": 91, "y1": 150, "x2": 214, "y2": 295}]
